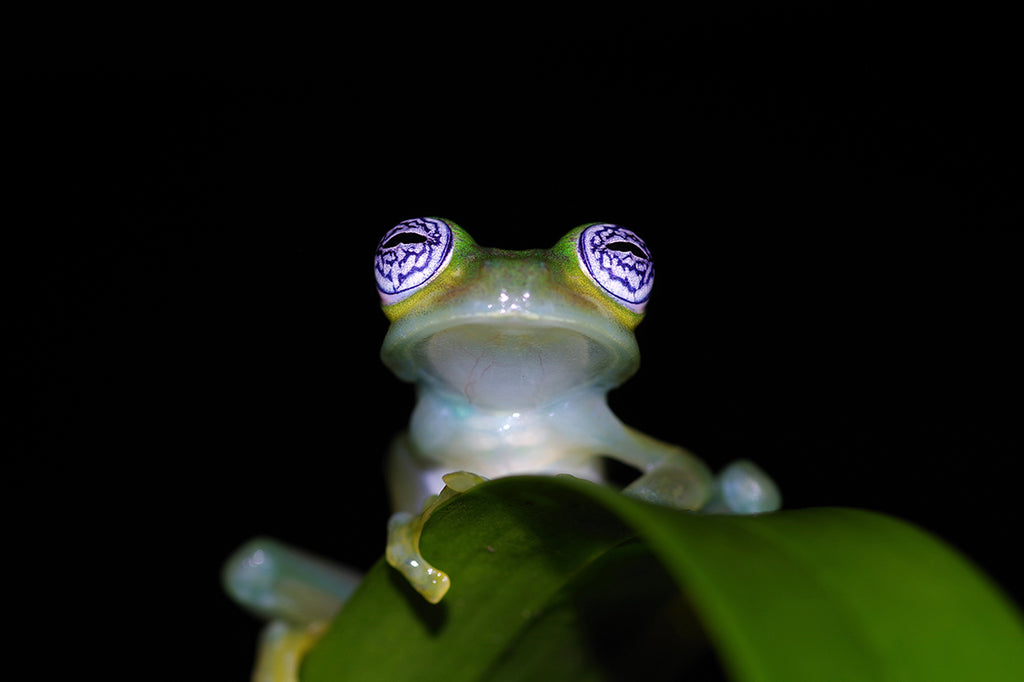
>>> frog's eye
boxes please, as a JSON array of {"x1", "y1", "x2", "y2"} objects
[
  {"x1": 374, "y1": 217, "x2": 455, "y2": 304},
  {"x1": 576, "y1": 224, "x2": 654, "y2": 313}
]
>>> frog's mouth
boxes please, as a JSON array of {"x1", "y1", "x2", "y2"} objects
[{"x1": 386, "y1": 317, "x2": 639, "y2": 410}]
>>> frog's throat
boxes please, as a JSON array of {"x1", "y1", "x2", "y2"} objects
[{"x1": 381, "y1": 316, "x2": 639, "y2": 411}]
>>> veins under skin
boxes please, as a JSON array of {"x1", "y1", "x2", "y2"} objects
[{"x1": 460, "y1": 331, "x2": 549, "y2": 408}]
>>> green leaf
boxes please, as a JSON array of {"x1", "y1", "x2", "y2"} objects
[{"x1": 302, "y1": 476, "x2": 1024, "y2": 681}]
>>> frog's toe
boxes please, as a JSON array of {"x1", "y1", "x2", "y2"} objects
[{"x1": 705, "y1": 459, "x2": 781, "y2": 514}]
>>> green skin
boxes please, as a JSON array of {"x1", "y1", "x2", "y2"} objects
[{"x1": 223, "y1": 219, "x2": 780, "y2": 680}]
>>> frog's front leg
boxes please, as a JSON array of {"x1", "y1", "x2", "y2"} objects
[
  {"x1": 385, "y1": 470, "x2": 488, "y2": 603},
  {"x1": 222, "y1": 538, "x2": 361, "y2": 682},
  {"x1": 610, "y1": 425, "x2": 781, "y2": 514}
]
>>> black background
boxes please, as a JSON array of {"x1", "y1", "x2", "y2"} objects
[{"x1": 12, "y1": 8, "x2": 1022, "y2": 679}]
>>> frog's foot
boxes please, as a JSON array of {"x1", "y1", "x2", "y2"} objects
[
  {"x1": 251, "y1": 620, "x2": 328, "y2": 682},
  {"x1": 703, "y1": 459, "x2": 782, "y2": 514},
  {"x1": 386, "y1": 471, "x2": 487, "y2": 603},
  {"x1": 223, "y1": 538, "x2": 363, "y2": 682}
]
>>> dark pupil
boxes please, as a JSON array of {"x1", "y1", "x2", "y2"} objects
[
  {"x1": 383, "y1": 232, "x2": 428, "y2": 249},
  {"x1": 606, "y1": 241, "x2": 646, "y2": 258}
]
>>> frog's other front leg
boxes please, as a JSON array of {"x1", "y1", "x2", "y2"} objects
[
  {"x1": 222, "y1": 538, "x2": 361, "y2": 682},
  {"x1": 612, "y1": 425, "x2": 716, "y2": 509},
  {"x1": 608, "y1": 422, "x2": 781, "y2": 514}
]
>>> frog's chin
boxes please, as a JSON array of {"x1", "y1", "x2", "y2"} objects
[{"x1": 382, "y1": 315, "x2": 640, "y2": 410}]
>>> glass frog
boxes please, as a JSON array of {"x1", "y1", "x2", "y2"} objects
[{"x1": 224, "y1": 218, "x2": 780, "y2": 681}]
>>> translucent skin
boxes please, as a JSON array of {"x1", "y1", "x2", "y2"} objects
[
  {"x1": 223, "y1": 219, "x2": 780, "y2": 681},
  {"x1": 378, "y1": 219, "x2": 779, "y2": 600},
  {"x1": 380, "y1": 222, "x2": 689, "y2": 508}
]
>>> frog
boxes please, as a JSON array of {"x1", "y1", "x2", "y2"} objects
[{"x1": 223, "y1": 218, "x2": 780, "y2": 681}]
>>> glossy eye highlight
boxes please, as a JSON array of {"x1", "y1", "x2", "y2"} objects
[
  {"x1": 374, "y1": 217, "x2": 454, "y2": 304},
  {"x1": 577, "y1": 224, "x2": 654, "y2": 312}
]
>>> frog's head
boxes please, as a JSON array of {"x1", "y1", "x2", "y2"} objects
[{"x1": 374, "y1": 218, "x2": 655, "y2": 409}]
